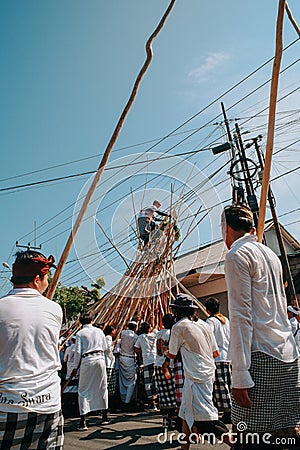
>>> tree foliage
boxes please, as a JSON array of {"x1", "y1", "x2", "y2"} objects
[{"x1": 47, "y1": 274, "x2": 105, "y2": 324}]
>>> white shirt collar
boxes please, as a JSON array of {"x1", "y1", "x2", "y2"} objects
[
  {"x1": 8, "y1": 288, "x2": 42, "y2": 296},
  {"x1": 230, "y1": 233, "x2": 257, "y2": 250}
]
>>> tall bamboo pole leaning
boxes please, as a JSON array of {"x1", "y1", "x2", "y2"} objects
[
  {"x1": 47, "y1": 0, "x2": 177, "y2": 299},
  {"x1": 285, "y1": 2, "x2": 300, "y2": 37},
  {"x1": 94, "y1": 216, "x2": 130, "y2": 270},
  {"x1": 256, "y1": 0, "x2": 285, "y2": 242}
]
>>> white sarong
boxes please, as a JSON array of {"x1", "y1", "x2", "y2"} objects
[
  {"x1": 78, "y1": 354, "x2": 108, "y2": 415},
  {"x1": 119, "y1": 355, "x2": 137, "y2": 403},
  {"x1": 179, "y1": 377, "x2": 218, "y2": 431}
]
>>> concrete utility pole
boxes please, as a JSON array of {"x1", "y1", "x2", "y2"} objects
[
  {"x1": 16, "y1": 242, "x2": 42, "y2": 251},
  {"x1": 16, "y1": 221, "x2": 42, "y2": 251},
  {"x1": 220, "y1": 102, "x2": 245, "y2": 204},
  {"x1": 251, "y1": 136, "x2": 297, "y2": 306}
]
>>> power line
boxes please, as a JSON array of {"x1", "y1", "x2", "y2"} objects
[
  {"x1": 271, "y1": 165, "x2": 300, "y2": 182},
  {"x1": 0, "y1": 127, "x2": 215, "y2": 184},
  {"x1": 0, "y1": 148, "x2": 211, "y2": 193},
  {"x1": 2, "y1": 38, "x2": 299, "y2": 289},
  {"x1": 2, "y1": 44, "x2": 299, "y2": 197}
]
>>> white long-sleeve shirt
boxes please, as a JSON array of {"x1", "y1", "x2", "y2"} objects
[
  {"x1": 225, "y1": 234, "x2": 298, "y2": 389},
  {"x1": 120, "y1": 329, "x2": 138, "y2": 357},
  {"x1": 64, "y1": 343, "x2": 76, "y2": 378},
  {"x1": 74, "y1": 324, "x2": 108, "y2": 368},
  {"x1": 206, "y1": 316, "x2": 230, "y2": 362}
]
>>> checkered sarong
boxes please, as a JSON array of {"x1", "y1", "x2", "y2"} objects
[
  {"x1": 213, "y1": 361, "x2": 232, "y2": 411},
  {"x1": 0, "y1": 409, "x2": 64, "y2": 449},
  {"x1": 232, "y1": 352, "x2": 300, "y2": 432},
  {"x1": 106, "y1": 367, "x2": 117, "y2": 396},
  {"x1": 155, "y1": 366, "x2": 177, "y2": 410},
  {"x1": 174, "y1": 358, "x2": 184, "y2": 411},
  {"x1": 143, "y1": 363, "x2": 157, "y2": 399}
]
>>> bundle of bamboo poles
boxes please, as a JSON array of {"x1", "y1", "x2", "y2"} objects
[
  {"x1": 62, "y1": 192, "x2": 210, "y2": 342},
  {"x1": 64, "y1": 217, "x2": 179, "y2": 338}
]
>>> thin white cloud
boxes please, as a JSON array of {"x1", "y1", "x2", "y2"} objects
[{"x1": 188, "y1": 51, "x2": 229, "y2": 83}]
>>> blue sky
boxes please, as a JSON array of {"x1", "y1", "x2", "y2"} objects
[{"x1": 0, "y1": 1, "x2": 300, "y2": 295}]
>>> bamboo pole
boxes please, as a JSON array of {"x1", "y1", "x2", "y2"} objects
[
  {"x1": 130, "y1": 187, "x2": 142, "y2": 250},
  {"x1": 94, "y1": 217, "x2": 130, "y2": 270},
  {"x1": 47, "y1": 0, "x2": 177, "y2": 299},
  {"x1": 285, "y1": 2, "x2": 300, "y2": 37},
  {"x1": 257, "y1": 0, "x2": 285, "y2": 242},
  {"x1": 166, "y1": 269, "x2": 209, "y2": 317}
]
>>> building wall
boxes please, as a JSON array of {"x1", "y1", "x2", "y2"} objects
[
  {"x1": 196, "y1": 291, "x2": 229, "y2": 320},
  {"x1": 264, "y1": 229, "x2": 296, "y2": 256},
  {"x1": 181, "y1": 254, "x2": 300, "y2": 319}
]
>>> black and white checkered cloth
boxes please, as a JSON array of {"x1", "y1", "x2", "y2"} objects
[
  {"x1": 174, "y1": 358, "x2": 184, "y2": 411},
  {"x1": 143, "y1": 363, "x2": 157, "y2": 399},
  {"x1": 0, "y1": 409, "x2": 64, "y2": 449},
  {"x1": 155, "y1": 366, "x2": 177, "y2": 410},
  {"x1": 213, "y1": 361, "x2": 232, "y2": 411},
  {"x1": 106, "y1": 367, "x2": 118, "y2": 396},
  {"x1": 232, "y1": 351, "x2": 300, "y2": 432}
]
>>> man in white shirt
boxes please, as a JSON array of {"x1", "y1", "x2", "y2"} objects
[
  {"x1": 205, "y1": 297, "x2": 232, "y2": 424},
  {"x1": 166, "y1": 294, "x2": 231, "y2": 450},
  {"x1": 222, "y1": 203, "x2": 300, "y2": 448},
  {"x1": 64, "y1": 337, "x2": 76, "y2": 380},
  {"x1": 71, "y1": 313, "x2": 109, "y2": 430},
  {"x1": 104, "y1": 325, "x2": 117, "y2": 416},
  {"x1": 0, "y1": 250, "x2": 63, "y2": 449},
  {"x1": 134, "y1": 322, "x2": 158, "y2": 410},
  {"x1": 119, "y1": 321, "x2": 138, "y2": 407},
  {"x1": 138, "y1": 200, "x2": 170, "y2": 245}
]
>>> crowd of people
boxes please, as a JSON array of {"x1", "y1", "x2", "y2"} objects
[{"x1": 0, "y1": 203, "x2": 299, "y2": 449}]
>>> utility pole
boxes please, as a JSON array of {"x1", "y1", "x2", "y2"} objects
[
  {"x1": 220, "y1": 102, "x2": 245, "y2": 203},
  {"x1": 250, "y1": 136, "x2": 297, "y2": 305},
  {"x1": 212, "y1": 103, "x2": 296, "y2": 305},
  {"x1": 34, "y1": 220, "x2": 37, "y2": 248},
  {"x1": 16, "y1": 242, "x2": 42, "y2": 251},
  {"x1": 16, "y1": 221, "x2": 42, "y2": 251},
  {"x1": 234, "y1": 122, "x2": 259, "y2": 228}
]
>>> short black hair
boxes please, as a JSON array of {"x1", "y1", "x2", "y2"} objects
[
  {"x1": 128, "y1": 322, "x2": 137, "y2": 331},
  {"x1": 104, "y1": 325, "x2": 115, "y2": 336},
  {"x1": 172, "y1": 307, "x2": 195, "y2": 320},
  {"x1": 205, "y1": 297, "x2": 220, "y2": 314},
  {"x1": 139, "y1": 322, "x2": 151, "y2": 334},
  {"x1": 162, "y1": 313, "x2": 175, "y2": 329},
  {"x1": 224, "y1": 203, "x2": 253, "y2": 232},
  {"x1": 80, "y1": 313, "x2": 93, "y2": 325}
]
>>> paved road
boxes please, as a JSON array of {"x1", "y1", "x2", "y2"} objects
[{"x1": 63, "y1": 410, "x2": 229, "y2": 450}]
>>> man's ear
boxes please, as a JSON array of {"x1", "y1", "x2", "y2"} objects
[
  {"x1": 31, "y1": 274, "x2": 40, "y2": 289},
  {"x1": 224, "y1": 224, "x2": 236, "y2": 249},
  {"x1": 32, "y1": 274, "x2": 47, "y2": 292}
]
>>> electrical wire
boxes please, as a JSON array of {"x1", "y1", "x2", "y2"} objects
[{"x1": 2, "y1": 38, "x2": 300, "y2": 293}]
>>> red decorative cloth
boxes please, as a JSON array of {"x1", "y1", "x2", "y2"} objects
[{"x1": 12, "y1": 255, "x2": 56, "y2": 277}]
